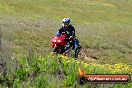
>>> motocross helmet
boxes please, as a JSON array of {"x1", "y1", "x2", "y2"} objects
[{"x1": 62, "y1": 18, "x2": 70, "y2": 28}]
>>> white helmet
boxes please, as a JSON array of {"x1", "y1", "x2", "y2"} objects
[{"x1": 62, "y1": 18, "x2": 70, "y2": 25}]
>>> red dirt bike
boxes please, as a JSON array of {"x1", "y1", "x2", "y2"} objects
[{"x1": 51, "y1": 33, "x2": 81, "y2": 58}]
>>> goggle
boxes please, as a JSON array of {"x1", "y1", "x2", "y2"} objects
[{"x1": 63, "y1": 22, "x2": 69, "y2": 25}]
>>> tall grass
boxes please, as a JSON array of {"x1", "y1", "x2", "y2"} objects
[
  {"x1": 0, "y1": 0, "x2": 132, "y2": 64},
  {"x1": 0, "y1": 52, "x2": 131, "y2": 87},
  {"x1": 0, "y1": 0, "x2": 132, "y2": 87}
]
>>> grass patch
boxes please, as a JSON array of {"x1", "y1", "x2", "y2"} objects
[{"x1": 0, "y1": 0, "x2": 132, "y2": 87}]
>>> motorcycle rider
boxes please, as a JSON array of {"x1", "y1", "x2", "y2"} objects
[{"x1": 55, "y1": 18, "x2": 81, "y2": 57}]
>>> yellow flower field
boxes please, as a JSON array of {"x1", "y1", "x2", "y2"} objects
[{"x1": 59, "y1": 55, "x2": 132, "y2": 74}]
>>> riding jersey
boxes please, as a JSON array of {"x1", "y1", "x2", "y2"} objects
[{"x1": 58, "y1": 24, "x2": 75, "y2": 38}]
